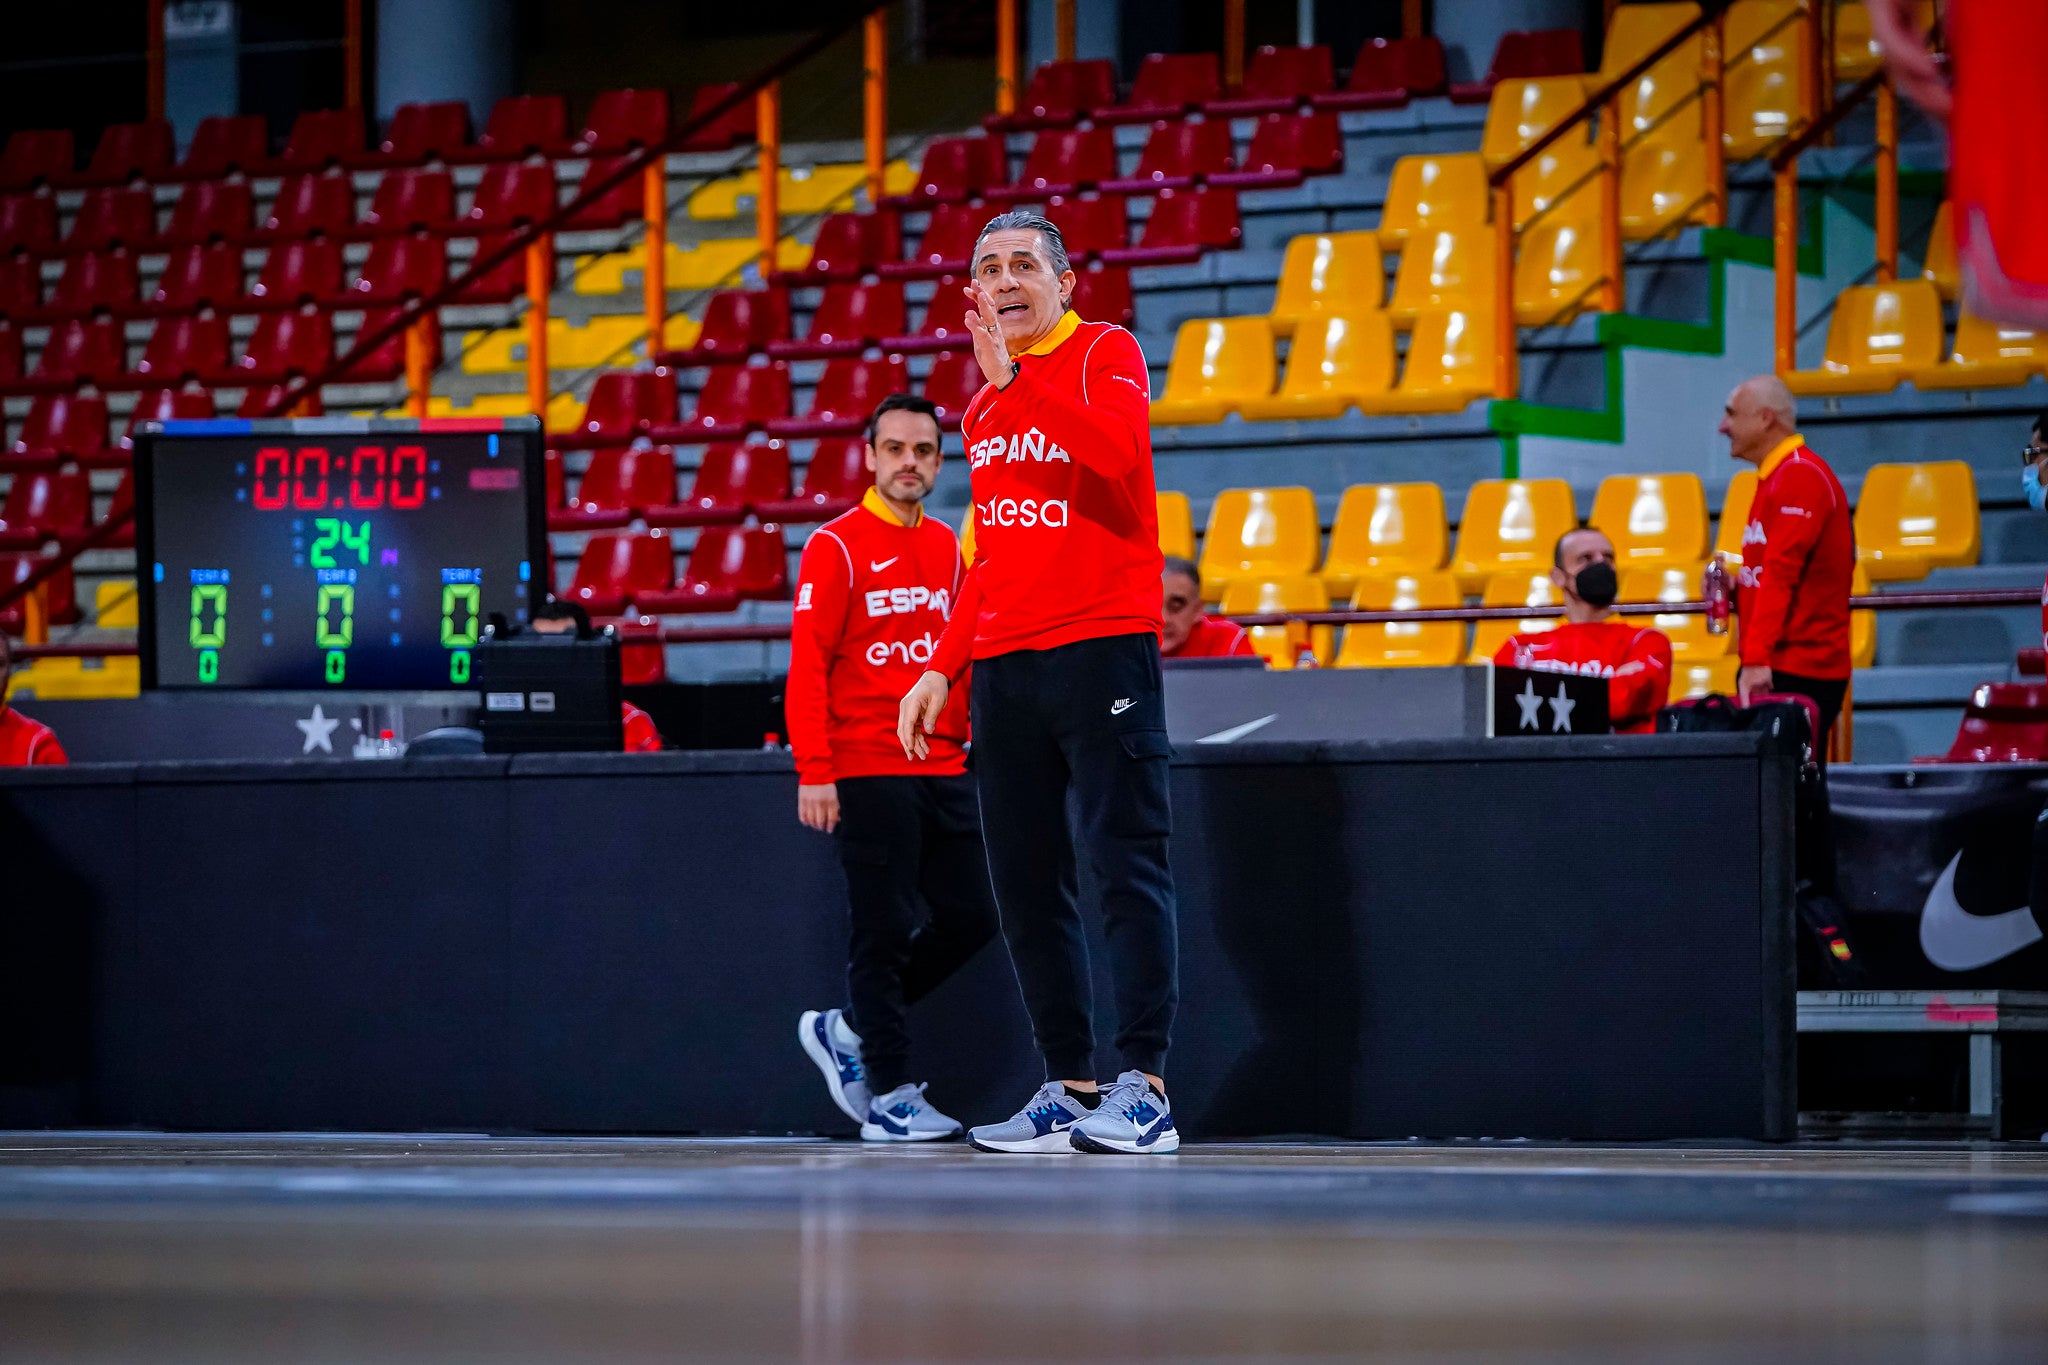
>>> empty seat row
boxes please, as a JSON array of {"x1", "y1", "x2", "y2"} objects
[
  {"x1": 1154, "y1": 311, "x2": 1496, "y2": 421},
  {"x1": 562, "y1": 525, "x2": 788, "y2": 616},
  {"x1": 0, "y1": 310, "x2": 435, "y2": 396},
  {"x1": 1, "y1": 388, "x2": 213, "y2": 471},
  {"x1": 547, "y1": 439, "x2": 874, "y2": 531},
  {"x1": 1787, "y1": 276, "x2": 2048, "y2": 396}
]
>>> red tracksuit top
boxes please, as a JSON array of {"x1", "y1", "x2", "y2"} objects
[
  {"x1": 0, "y1": 707, "x2": 67, "y2": 765},
  {"x1": 1166, "y1": 614, "x2": 1256, "y2": 659},
  {"x1": 1493, "y1": 620, "x2": 1674, "y2": 734},
  {"x1": 787, "y1": 488, "x2": 970, "y2": 784},
  {"x1": 1736, "y1": 436, "x2": 1855, "y2": 679},
  {"x1": 929, "y1": 312, "x2": 1162, "y2": 679}
]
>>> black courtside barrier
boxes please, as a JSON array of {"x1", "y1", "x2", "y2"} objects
[{"x1": 0, "y1": 735, "x2": 1797, "y2": 1140}]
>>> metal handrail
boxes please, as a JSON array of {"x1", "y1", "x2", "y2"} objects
[{"x1": 1768, "y1": 69, "x2": 1884, "y2": 171}]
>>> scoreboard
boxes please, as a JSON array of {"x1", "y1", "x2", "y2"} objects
[{"x1": 135, "y1": 417, "x2": 545, "y2": 691}]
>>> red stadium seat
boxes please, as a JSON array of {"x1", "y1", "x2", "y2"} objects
[
  {"x1": 986, "y1": 60, "x2": 1117, "y2": 132},
  {"x1": 236, "y1": 383, "x2": 323, "y2": 418},
  {"x1": 556, "y1": 369, "x2": 679, "y2": 448},
  {"x1": 250, "y1": 239, "x2": 346, "y2": 308},
  {"x1": 614, "y1": 617, "x2": 666, "y2": 684},
  {"x1": 147, "y1": 244, "x2": 246, "y2": 314},
  {"x1": 881, "y1": 136, "x2": 1010, "y2": 209},
  {"x1": 1936, "y1": 683, "x2": 2048, "y2": 763},
  {"x1": 646, "y1": 441, "x2": 792, "y2": 527},
  {"x1": 1102, "y1": 121, "x2": 1235, "y2": 193},
  {"x1": 128, "y1": 315, "x2": 231, "y2": 386},
  {"x1": 5, "y1": 393, "x2": 109, "y2": 470},
  {"x1": 357, "y1": 169, "x2": 456, "y2": 235},
  {"x1": 989, "y1": 127, "x2": 1119, "y2": 201},
  {"x1": 640, "y1": 525, "x2": 786, "y2": 612},
  {"x1": 1101, "y1": 186, "x2": 1241, "y2": 265},
  {"x1": 28, "y1": 318, "x2": 126, "y2": 388},
  {"x1": 675, "y1": 84, "x2": 753, "y2": 152},
  {"x1": 1069, "y1": 265, "x2": 1135, "y2": 325},
  {"x1": 175, "y1": 115, "x2": 268, "y2": 179},
  {"x1": 368, "y1": 101, "x2": 472, "y2": 165},
  {"x1": 0, "y1": 130, "x2": 74, "y2": 191},
  {"x1": 555, "y1": 444, "x2": 678, "y2": 529},
  {"x1": 468, "y1": 95, "x2": 569, "y2": 161},
  {"x1": 41, "y1": 251, "x2": 140, "y2": 319},
  {"x1": 651, "y1": 361, "x2": 792, "y2": 441},
  {"x1": 266, "y1": 108, "x2": 364, "y2": 173},
  {"x1": 779, "y1": 212, "x2": 901, "y2": 283},
  {"x1": 581, "y1": 88, "x2": 675, "y2": 154},
  {"x1": 769, "y1": 281, "x2": 906, "y2": 360},
  {"x1": 1045, "y1": 194, "x2": 1129, "y2": 261},
  {"x1": 160, "y1": 181, "x2": 253, "y2": 247},
  {"x1": 236, "y1": 310, "x2": 333, "y2": 384},
  {"x1": 566, "y1": 530, "x2": 674, "y2": 615},
  {"x1": 1317, "y1": 37, "x2": 1450, "y2": 110},
  {"x1": 344, "y1": 234, "x2": 444, "y2": 305},
  {"x1": 561, "y1": 156, "x2": 644, "y2": 230},
  {"x1": 769, "y1": 356, "x2": 907, "y2": 437},
  {"x1": 99, "y1": 468, "x2": 135, "y2": 547},
  {"x1": 878, "y1": 204, "x2": 981, "y2": 279},
  {"x1": 0, "y1": 193, "x2": 58, "y2": 256},
  {"x1": 1449, "y1": 28, "x2": 1585, "y2": 105},
  {"x1": 0, "y1": 257, "x2": 39, "y2": 320},
  {"x1": 881, "y1": 278, "x2": 974, "y2": 354},
  {"x1": 1094, "y1": 53, "x2": 1222, "y2": 124},
  {"x1": 121, "y1": 387, "x2": 214, "y2": 453},
  {"x1": 923, "y1": 349, "x2": 985, "y2": 429},
  {"x1": 463, "y1": 162, "x2": 557, "y2": 231},
  {"x1": 544, "y1": 448, "x2": 565, "y2": 510},
  {"x1": 0, "y1": 469, "x2": 90, "y2": 549},
  {"x1": 80, "y1": 120, "x2": 174, "y2": 185},
  {"x1": 0, "y1": 551, "x2": 78, "y2": 631},
  {"x1": 0, "y1": 322, "x2": 21, "y2": 386},
  {"x1": 662, "y1": 288, "x2": 789, "y2": 366},
  {"x1": 453, "y1": 231, "x2": 539, "y2": 304},
  {"x1": 1207, "y1": 45, "x2": 1336, "y2": 116},
  {"x1": 337, "y1": 309, "x2": 441, "y2": 383},
  {"x1": 257, "y1": 173, "x2": 357, "y2": 241},
  {"x1": 65, "y1": 188, "x2": 157, "y2": 253},
  {"x1": 756, "y1": 437, "x2": 866, "y2": 522},
  {"x1": 1210, "y1": 112, "x2": 1343, "y2": 189}
]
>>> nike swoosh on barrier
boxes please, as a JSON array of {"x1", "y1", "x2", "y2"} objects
[{"x1": 1918, "y1": 851, "x2": 2045, "y2": 972}]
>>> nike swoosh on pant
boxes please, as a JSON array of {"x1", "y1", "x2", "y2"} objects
[{"x1": 1919, "y1": 851, "x2": 2044, "y2": 971}]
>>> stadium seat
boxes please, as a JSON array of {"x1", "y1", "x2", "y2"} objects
[
  {"x1": 0, "y1": 322, "x2": 20, "y2": 387},
  {"x1": 94, "y1": 576, "x2": 138, "y2": 627},
  {"x1": 1675, "y1": 654, "x2": 1742, "y2": 699},
  {"x1": 985, "y1": 60, "x2": 1117, "y2": 132},
  {"x1": 1219, "y1": 574, "x2": 1332, "y2": 668},
  {"x1": 1207, "y1": 45, "x2": 1337, "y2": 117},
  {"x1": 650, "y1": 361, "x2": 790, "y2": 442},
  {"x1": 578, "y1": 86, "x2": 672, "y2": 155},
  {"x1": 0, "y1": 469, "x2": 90, "y2": 549},
  {"x1": 640, "y1": 525, "x2": 788, "y2": 613},
  {"x1": 1854, "y1": 461, "x2": 1981, "y2": 581},
  {"x1": 1601, "y1": 3, "x2": 1713, "y2": 237},
  {"x1": 1849, "y1": 561, "x2": 1878, "y2": 667},
  {"x1": 1933, "y1": 683, "x2": 2048, "y2": 764},
  {"x1": 0, "y1": 129, "x2": 74, "y2": 191},
  {"x1": 1336, "y1": 570, "x2": 1466, "y2": 667},
  {"x1": 1101, "y1": 186, "x2": 1241, "y2": 266},
  {"x1": 1513, "y1": 191, "x2": 1610, "y2": 326},
  {"x1": 1042, "y1": 194, "x2": 1128, "y2": 263},
  {"x1": 6, "y1": 393, "x2": 109, "y2": 469},
  {"x1": 1157, "y1": 490, "x2": 1195, "y2": 559},
  {"x1": 463, "y1": 162, "x2": 557, "y2": 231},
  {"x1": 175, "y1": 114, "x2": 267, "y2": 179},
  {"x1": 1449, "y1": 478, "x2": 1577, "y2": 593},
  {"x1": 1237, "y1": 312, "x2": 1394, "y2": 421},
  {"x1": 666, "y1": 289, "x2": 790, "y2": 366},
  {"x1": 1319, "y1": 482, "x2": 1450, "y2": 597},
  {"x1": 257, "y1": 173, "x2": 357, "y2": 241},
  {"x1": 1376, "y1": 154, "x2": 1488, "y2": 252},
  {"x1": 0, "y1": 193, "x2": 58, "y2": 256},
  {"x1": 1481, "y1": 77, "x2": 1593, "y2": 174},
  {"x1": 780, "y1": 211, "x2": 900, "y2": 283},
  {"x1": 1913, "y1": 307, "x2": 2047, "y2": 389},
  {"x1": 1835, "y1": 1, "x2": 1935, "y2": 82},
  {"x1": 544, "y1": 448, "x2": 566, "y2": 511},
  {"x1": 1210, "y1": 112, "x2": 1344, "y2": 190},
  {"x1": 770, "y1": 356, "x2": 909, "y2": 437},
  {"x1": 345, "y1": 234, "x2": 446, "y2": 305},
  {"x1": 924, "y1": 349, "x2": 986, "y2": 429},
  {"x1": 0, "y1": 257, "x2": 36, "y2": 320},
  {"x1": 1469, "y1": 569, "x2": 1564, "y2": 661},
  {"x1": 558, "y1": 369, "x2": 679, "y2": 447},
  {"x1": 1784, "y1": 281, "x2": 1945, "y2": 395},
  {"x1": 1713, "y1": 468, "x2": 1757, "y2": 565},
  {"x1": 1094, "y1": 52, "x2": 1221, "y2": 124},
  {"x1": 768, "y1": 281, "x2": 905, "y2": 360},
  {"x1": 66, "y1": 188, "x2": 158, "y2": 252},
  {"x1": 1723, "y1": 0, "x2": 1806, "y2": 160},
  {"x1": 880, "y1": 204, "x2": 978, "y2": 279},
  {"x1": 882, "y1": 282, "x2": 974, "y2": 354},
  {"x1": 41, "y1": 251, "x2": 139, "y2": 320},
  {"x1": 1921, "y1": 200, "x2": 1957, "y2": 301},
  {"x1": 1315, "y1": 36, "x2": 1448, "y2": 111},
  {"x1": 450, "y1": 230, "x2": 538, "y2": 305},
  {"x1": 1386, "y1": 226, "x2": 1494, "y2": 325},
  {"x1": 1151, "y1": 317, "x2": 1276, "y2": 424},
  {"x1": 120, "y1": 388, "x2": 213, "y2": 453},
  {"x1": 990, "y1": 127, "x2": 1119, "y2": 201},
  {"x1": 235, "y1": 311, "x2": 332, "y2": 384},
  {"x1": 266, "y1": 108, "x2": 363, "y2": 173},
  {"x1": 27, "y1": 318, "x2": 126, "y2": 389},
  {"x1": 1359, "y1": 307, "x2": 1495, "y2": 413},
  {"x1": 566, "y1": 530, "x2": 674, "y2": 615},
  {"x1": 358, "y1": 168, "x2": 457, "y2": 235},
  {"x1": 79, "y1": 120, "x2": 174, "y2": 185},
  {"x1": 756, "y1": 437, "x2": 866, "y2": 523},
  {"x1": 248, "y1": 239, "x2": 343, "y2": 308},
  {"x1": 646, "y1": 441, "x2": 791, "y2": 527},
  {"x1": 676, "y1": 83, "x2": 754, "y2": 152},
  {"x1": 1618, "y1": 564, "x2": 1728, "y2": 660},
  {"x1": 1198, "y1": 486, "x2": 1321, "y2": 601},
  {"x1": 367, "y1": 101, "x2": 472, "y2": 165},
  {"x1": 1069, "y1": 266, "x2": 1135, "y2": 325},
  {"x1": 0, "y1": 551, "x2": 78, "y2": 631},
  {"x1": 469, "y1": 95, "x2": 569, "y2": 162},
  {"x1": 882, "y1": 136, "x2": 1010, "y2": 208},
  {"x1": 337, "y1": 308, "x2": 438, "y2": 383},
  {"x1": 560, "y1": 155, "x2": 646, "y2": 230},
  {"x1": 236, "y1": 382, "x2": 324, "y2": 419},
  {"x1": 128, "y1": 314, "x2": 232, "y2": 386},
  {"x1": 1588, "y1": 473, "x2": 1710, "y2": 568},
  {"x1": 161, "y1": 181, "x2": 253, "y2": 247},
  {"x1": 557, "y1": 445, "x2": 677, "y2": 529},
  {"x1": 1449, "y1": 28, "x2": 1585, "y2": 104},
  {"x1": 1100, "y1": 121, "x2": 1234, "y2": 195},
  {"x1": 1619, "y1": 121, "x2": 1710, "y2": 240}
]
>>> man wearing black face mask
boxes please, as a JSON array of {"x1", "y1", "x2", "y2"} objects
[{"x1": 1493, "y1": 528, "x2": 1673, "y2": 733}]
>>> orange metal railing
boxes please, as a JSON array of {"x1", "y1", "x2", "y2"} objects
[{"x1": 1767, "y1": 67, "x2": 1890, "y2": 375}]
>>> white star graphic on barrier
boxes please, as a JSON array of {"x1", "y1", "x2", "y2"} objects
[
  {"x1": 1549, "y1": 683, "x2": 1577, "y2": 733},
  {"x1": 1515, "y1": 679, "x2": 1544, "y2": 730},
  {"x1": 296, "y1": 704, "x2": 340, "y2": 754}
]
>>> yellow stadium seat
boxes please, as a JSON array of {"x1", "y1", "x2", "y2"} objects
[
  {"x1": 426, "y1": 390, "x2": 584, "y2": 430},
  {"x1": 1386, "y1": 226, "x2": 1494, "y2": 326},
  {"x1": 1268, "y1": 232, "x2": 1385, "y2": 336},
  {"x1": 1913, "y1": 307, "x2": 2048, "y2": 391},
  {"x1": 460, "y1": 315, "x2": 698, "y2": 376},
  {"x1": 1619, "y1": 563, "x2": 1728, "y2": 660},
  {"x1": 1469, "y1": 569, "x2": 1563, "y2": 662},
  {"x1": 1784, "y1": 280, "x2": 1945, "y2": 395},
  {"x1": 1512, "y1": 137, "x2": 1602, "y2": 231},
  {"x1": 1337, "y1": 570, "x2": 1466, "y2": 668},
  {"x1": 7, "y1": 654, "x2": 140, "y2": 700},
  {"x1": 1157, "y1": 490, "x2": 1195, "y2": 560},
  {"x1": 1377, "y1": 154, "x2": 1489, "y2": 253},
  {"x1": 1600, "y1": 2, "x2": 1703, "y2": 94},
  {"x1": 1198, "y1": 486, "x2": 1322, "y2": 602},
  {"x1": 1850, "y1": 561, "x2": 1877, "y2": 668},
  {"x1": 1238, "y1": 313, "x2": 1396, "y2": 421},
  {"x1": 572, "y1": 238, "x2": 809, "y2": 296},
  {"x1": 1481, "y1": 77, "x2": 1596, "y2": 174},
  {"x1": 1320, "y1": 482, "x2": 1450, "y2": 597},
  {"x1": 1835, "y1": 2, "x2": 1933, "y2": 82},
  {"x1": 1854, "y1": 460, "x2": 1982, "y2": 582},
  {"x1": 686, "y1": 160, "x2": 917, "y2": 220},
  {"x1": 1219, "y1": 575, "x2": 1332, "y2": 668},
  {"x1": 1151, "y1": 317, "x2": 1277, "y2": 424},
  {"x1": 1449, "y1": 477, "x2": 1578, "y2": 594},
  {"x1": 1361, "y1": 308, "x2": 1497, "y2": 414},
  {"x1": 1514, "y1": 191, "x2": 1611, "y2": 326},
  {"x1": 93, "y1": 578, "x2": 139, "y2": 629},
  {"x1": 1588, "y1": 472, "x2": 1711, "y2": 568},
  {"x1": 1921, "y1": 200, "x2": 1958, "y2": 301},
  {"x1": 1601, "y1": 3, "x2": 1711, "y2": 239},
  {"x1": 1722, "y1": 0, "x2": 1807, "y2": 160},
  {"x1": 1620, "y1": 119, "x2": 1710, "y2": 240},
  {"x1": 1675, "y1": 654, "x2": 1741, "y2": 699},
  {"x1": 1714, "y1": 468, "x2": 1758, "y2": 566}
]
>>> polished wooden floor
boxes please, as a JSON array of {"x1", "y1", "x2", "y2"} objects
[{"x1": 2, "y1": 1133, "x2": 2046, "y2": 1362}]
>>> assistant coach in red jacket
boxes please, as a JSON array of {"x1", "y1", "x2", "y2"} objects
[
  {"x1": 898, "y1": 210, "x2": 1180, "y2": 1155},
  {"x1": 1493, "y1": 528, "x2": 1672, "y2": 733}
]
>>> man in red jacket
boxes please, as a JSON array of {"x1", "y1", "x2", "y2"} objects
[
  {"x1": 1161, "y1": 556, "x2": 1257, "y2": 660},
  {"x1": 788, "y1": 393, "x2": 997, "y2": 1143},
  {"x1": 1718, "y1": 374, "x2": 1855, "y2": 739},
  {"x1": 897, "y1": 210, "x2": 1180, "y2": 1155},
  {"x1": 1492, "y1": 528, "x2": 1672, "y2": 733},
  {"x1": 0, "y1": 633, "x2": 68, "y2": 766}
]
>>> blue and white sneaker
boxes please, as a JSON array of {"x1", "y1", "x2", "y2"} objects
[
  {"x1": 967, "y1": 1081, "x2": 1095, "y2": 1154},
  {"x1": 860, "y1": 1082, "x2": 963, "y2": 1142},
  {"x1": 798, "y1": 1008, "x2": 869, "y2": 1124},
  {"x1": 1070, "y1": 1070, "x2": 1178, "y2": 1154}
]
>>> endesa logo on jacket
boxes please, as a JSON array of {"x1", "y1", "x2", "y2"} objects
[{"x1": 975, "y1": 496, "x2": 1069, "y2": 528}]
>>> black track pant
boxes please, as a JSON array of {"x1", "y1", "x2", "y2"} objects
[
  {"x1": 1772, "y1": 669, "x2": 1850, "y2": 894},
  {"x1": 835, "y1": 773, "x2": 1000, "y2": 1095},
  {"x1": 969, "y1": 631, "x2": 1178, "y2": 1081}
]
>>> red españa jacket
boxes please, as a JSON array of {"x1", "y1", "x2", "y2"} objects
[
  {"x1": 1493, "y1": 620, "x2": 1674, "y2": 733},
  {"x1": 1736, "y1": 436, "x2": 1855, "y2": 679}
]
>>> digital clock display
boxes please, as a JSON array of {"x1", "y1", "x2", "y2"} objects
[{"x1": 135, "y1": 417, "x2": 545, "y2": 690}]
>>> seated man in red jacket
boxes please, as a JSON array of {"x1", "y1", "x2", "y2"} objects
[
  {"x1": 0, "y1": 632, "x2": 67, "y2": 766},
  {"x1": 1160, "y1": 556, "x2": 1256, "y2": 660},
  {"x1": 1493, "y1": 527, "x2": 1673, "y2": 733}
]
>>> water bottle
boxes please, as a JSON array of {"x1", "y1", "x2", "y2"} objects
[{"x1": 1703, "y1": 555, "x2": 1732, "y2": 637}]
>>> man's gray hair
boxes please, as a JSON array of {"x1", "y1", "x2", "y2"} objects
[
  {"x1": 1162, "y1": 555, "x2": 1200, "y2": 588},
  {"x1": 975, "y1": 209, "x2": 1072, "y2": 278}
]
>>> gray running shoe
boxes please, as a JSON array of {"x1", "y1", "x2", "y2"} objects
[
  {"x1": 798, "y1": 1008, "x2": 869, "y2": 1124},
  {"x1": 860, "y1": 1082, "x2": 963, "y2": 1142},
  {"x1": 967, "y1": 1081, "x2": 1095, "y2": 1154},
  {"x1": 1070, "y1": 1070, "x2": 1178, "y2": 1154}
]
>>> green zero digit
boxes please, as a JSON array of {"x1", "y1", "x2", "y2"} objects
[
  {"x1": 449, "y1": 649, "x2": 471, "y2": 683},
  {"x1": 189, "y1": 582, "x2": 227, "y2": 649},
  {"x1": 440, "y1": 582, "x2": 481, "y2": 647},
  {"x1": 316, "y1": 582, "x2": 355, "y2": 648},
  {"x1": 197, "y1": 649, "x2": 219, "y2": 683},
  {"x1": 324, "y1": 650, "x2": 346, "y2": 683}
]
